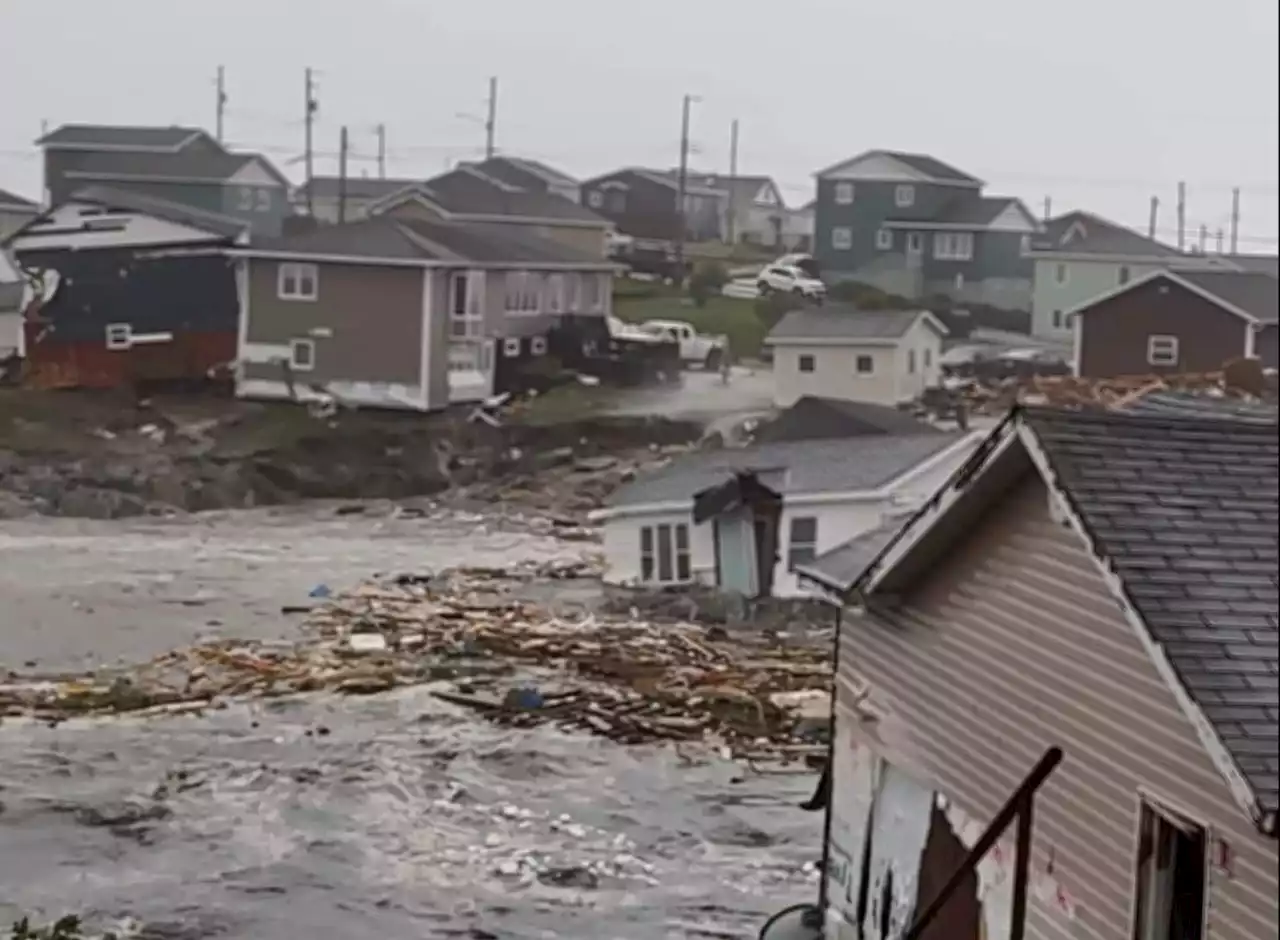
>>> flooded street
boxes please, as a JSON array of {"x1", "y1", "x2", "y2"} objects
[{"x1": 0, "y1": 507, "x2": 821, "y2": 939}]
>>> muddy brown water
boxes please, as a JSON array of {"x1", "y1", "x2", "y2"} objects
[{"x1": 0, "y1": 505, "x2": 821, "y2": 939}]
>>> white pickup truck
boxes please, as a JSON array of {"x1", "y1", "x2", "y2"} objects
[{"x1": 640, "y1": 319, "x2": 729, "y2": 370}]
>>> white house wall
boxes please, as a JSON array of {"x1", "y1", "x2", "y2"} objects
[
  {"x1": 892, "y1": 318, "x2": 944, "y2": 403},
  {"x1": 772, "y1": 344, "x2": 901, "y2": 408}
]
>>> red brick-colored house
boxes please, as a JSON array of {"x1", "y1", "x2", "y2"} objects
[{"x1": 1066, "y1": 269, "x2": 1278, "y2": 377}]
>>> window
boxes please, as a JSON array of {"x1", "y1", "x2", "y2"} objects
[
  {"x1": 1020, "y1": 234, "x2": 1031, "y2": 255},
  {"x1": 450, "y1": 271, "x2": 485, "y2": 339},
  {"x1": 546, "y1": 274, "x2": 566, "y2": 313},
  {"x1": 105, "y1": 323, "x2": 132, "y2": 350},
  {"x1": 1119, "y1": 265, "x2": 1131, "y2": 285},
  {"x1": 237, "y1": 186, "x2": 255, "y2": 212},
  {"x1": 289, "y1": 338, "x2": 315, "y2": 371},
  {"x1": 798, "y1": 353, "x2": 815, "y2": 373},
  {"x1": 933, "y1": 232, "x2": 974, "y2": 261},
  {"x1": 855, "y1": 354, "x2": 874, "y2": 374},
  {"x1": 255, "y1": 188, "x2": 272, "y2": 213},
  {"x1": 923, "y1": 348, "x2": 932, "y2": 368},
  {"x1": 582, "y1": 273, "x2": 605, "y2": 312},
  {"x1": 1131, "y1": 800, "x2": 1206, "y2": 940},
  {"x1": 502, "y1": 337, "x2": 522, "y2": 357},
  {"x1": 787, "y1": 516, "x2": 818, "y2": 569},
  {"x1": 894, "y1": 185, "x2": 915, "y2": 207},
  {"x1": 1147, "y1": 334, "x2": 1179, "y2": 367},
  {"x1": 1052, "y1": 309, "x2": 1064, "y2": 329},
  {"x1": 834, "y1": 182, "x2": 855, "y2": 205},
  {"x1": 1054, "y1": 262, "x2": 1069, "y2": 284},
  {"x1": 505, "y1": 271, "x2": 542, "y2": 314},
  {"x1": 953, "y1": 272, "x2": 965, "y2": 291},
  {"x1": 907, "y1": 349, "x2": 916, "y2": 373},
  {"x1": 607, "y1": 190, "x2": 626, "y2": 213},
  {"x1": 832, "y1": 227, "x2": 853, "y2": 250},
  {"x1": 530, "y1": 336, "x2": 548, "y2": 356},
  {"x1": 565, "y1": 273, "x2": 581, "y2": 311},
  {"x1": 639, "y1": 523, "x2": 691, "y2": 583},
  {"x1": 586, "y1": 190, "x2": 604, "y2": 209},
  {"x1": 906, "y1": 232, "x2": 924, "y2": 254},
  {"x1": 277, "y1": 262, "x2": 318, "y2": 301},
  {"x1": 875, "y1": 229, "x2": 893, "y2": 250}
]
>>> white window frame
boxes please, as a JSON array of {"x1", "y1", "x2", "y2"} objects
[
  {"x1": 894, "y1": 184, "x2": 915, "y2": 208},
  {"x1": 546, "y1": 273, "x2": 566, "y2": 314},
  {"x1": 639, "y1": 523, "x2": 692, "y2": 584},
  {"x1": 907, "y1": 349, "x2": 917, "y2": 373},
  {"x1": 289, "y1": 338, "x2": 316, "y2": 372},
  {"x1": 1147, "y1": 334, "x2": 1179, "y2": 367},
  {"x1": 933, "y1": 232, "x2": 974, "y2": 261},
  {"x1": 450, "y1": 270, "x2": 485, "y2": 339},
  {"x1": 105, "y1": 323, "x2": 132, "y2": 350},
  {"x1": 237, "y1": 186, "x2": 255, "y2": 212},
  {"x1": 1118, "y1": 265, "x2": 1131, "y2": 285},
  {"x1": 586, "y1": 190, "x2": 604, "y2": 209},
  {"x1": 875, "y1": 229, "x2": 893, "y2": 250},
  {"x1": 798, "y1": 353, "x2": 816, "y2": 373},
  {"x1": 531, "y1": 336, "x2": 548, "y2": 356},
  {"x1": 1054, "y1": 262, "x2": 1069, "y2": 285},
  {"x1": 502, "y1": 336, "x2": 522, "y2": 357},
  {"x1": 505, "y1": 271, "x2": 541, "y2": 314},
  {"x1": 583, "y1": 273, "x2": 606, "y2": 313},
  {"x1": 833, "y1": 182, "x2": 855, "y2": 205},
  {"x1": 1052, "y1": 309, "x2": 1064, "y2": 330},
  {"x1": 906, "y1": 232, "x2": 924, "y2": 255},
  {"x1": 255, "y1": 188, "x2": 272, "y2": 213},
  {"x1": 277, "y1": 262, "x2": 318, "y2": 301},
  {"x1": 831, "y1": 226, "x2": 853, "y2": 250},
  {"x1": 855, "y1": 354, "x2": 875, "y2": 374},
  {"x1": 786, "y1": 516, "x2": 818, "y2": 569},
  {"x1": 565, "y1": 273, "x2": 582, "y2": 311}
]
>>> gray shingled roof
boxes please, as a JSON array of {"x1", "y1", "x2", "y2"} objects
[
  {"x1": 934, "y1": 195, "x2": 1025, "y2": 226},
  {"x1": 247, "y1": 215, "x2": 612, "y2": 266},
  {"x1": 766, "y1": 305, "x2": 942, "y2": 344},
  {"x1": 795, "y1": 511, "x2": 917, "y2": 592},
  {"x1": 414, "y1": 167, "x2": 604, "y2": 223},
  {"x1": 0, "y1": 187, "x2": 37, "y2": 209},
  {"x1": 1032, "y1": 211, "x2": 1183, "y2": 258},
  {"x1": 753, "y1": 396, "x2": 941, "y2": 443},
  {"x1": 1024, "y1": 406, "x2": 1278, "y2": 818},
  {"x1": 1224, "y1": 254, "x2": 1280, "y2": 278},
  {"x1": 607, "y1": 434, "x2": 966, "y2": 508},
  {"x1": 884, "y1": 151, "x2": 980, "y2": 183},
  {"x1": 1125, "y1": 390, "x2": 1279, "y2": 423},
  {"x1": 67, "y1": 185, "x2": 250, "y2": 239},
  {"x1": 64, "y1": 149, "x2": 285, "y2": 186},
  {"x1": 36, "y1": 124, "x2": 211, "y2": 150},
  {"x1": 300, "y1": 176, "x2": 425, "y2": 201},
  {"x1": 1177, "y1": 270, "x2": 1279, "y2": 324},
  {"x1": 475, "y1": 156, "x2": 579, "y2": 189}
]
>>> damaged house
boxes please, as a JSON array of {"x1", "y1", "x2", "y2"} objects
[
  {"x1": 591, "y1": 426, "x2": 980, "y2": 598},
  {"x1": 791, "y1": 404, "x2": 1278, "y2": 940}
]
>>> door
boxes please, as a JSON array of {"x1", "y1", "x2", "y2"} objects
[
  {"x1": 906, "y1": 233, "x2": 924, "y2": 263},
  {"x1": 861, "y1": 765, "x2": 936, "y2": 940},
  {"x1": 714, "y1": 510, "x2": 758, "y2": 595}
]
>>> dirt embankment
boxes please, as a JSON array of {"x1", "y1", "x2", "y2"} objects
[{"x1": 0, "y1": 390, "x2": 703, "y2": 520}]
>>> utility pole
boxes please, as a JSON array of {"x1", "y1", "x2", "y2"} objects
[
  {"x1": 484, "y1": 77, "x2": 498, "y2": 159},
  {"x1": 1198, "y1": 223, "x2": 1208, "y2": 253},
  {"x1": 1176, "y1": 181, "x2": 1186, "y2": 251},
  {"x1": 1148, "y1": 196, "x2": 1159, "y2": 239},
  {"x1": 376, "y1": 124, "x2": 387, "y2": 179},
  {"x1": 1215, "y1": 228, "x2": 1225, "y2": 254},
  {"x1": 1042, "y1": 196, "x2": 1052, "y2": 221},
  {"x1": 674, "y1": 94, "x2": 694, "y2": 281},
  {"x1": 727, "y1": 119, "x2": 740, "y2": 245},
  {"x1": 337, "y1": 126, "x2": 349, "y2": 224},
  {"x1": 215, "y1": 66, "x2": 227, "y2": 143},
  {"x1": 1229, "y1": 187, "x2": 1241, "y2": 254},
  {"x1": 304, "y1": 68, "x2": 318, "y2": 216}
]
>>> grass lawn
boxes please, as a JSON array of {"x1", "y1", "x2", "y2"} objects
[{"x1": 613, "y1": 295, "x2": 766, "y2": 360}]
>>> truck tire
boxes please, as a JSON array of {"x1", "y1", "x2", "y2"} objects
[
  {"x1": 704, "y1": 348, "x2": 723, "y2": 371},
  {"x1": 756, "y1": 280, "x2": 771, "y2": 296}
]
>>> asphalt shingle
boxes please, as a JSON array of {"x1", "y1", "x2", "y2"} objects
[
  {"x1": 608, "y1": 434, "x2": 967, "y2": 508},
  {"x1": 1024, "y1": 406, "x2": 1279, "y2": 816},
  {"x1": 37, "y1": 124, "x2": 210, "y2": 150},
  {"x1": 1176, "y1": 270, "x2": 1279, "y2": 324},
  {"x1": 1031, "y1": 211, "x2": 1183, "y2": 258},
  {"x1": 766, "y1": 305, "x2": 939, "y2": 344},
  {"x1": 300, "y1": 176, "x2": 425, "y2": 201},
  {"x1": 69, "y1": 185, "x2": 250, "y2": 239},
  {"x1": 66, "y1": 150, "x2": 274, "y2": 185},
  {"x1": 0, "y1": 187, "x2": 37, "y2": 209},
  {"x1": 753, "y1": 396, "x2": 940, "y2": 443},
  {"x1": 420, "y1": 167, "x2": 604, "y2": 223}
]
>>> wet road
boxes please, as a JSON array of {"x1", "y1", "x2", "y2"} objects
[{"x1": 0, "y1": 506, "x2": 822, "y2": 939}]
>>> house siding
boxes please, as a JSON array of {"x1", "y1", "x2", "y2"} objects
[
  {"x1": 217, "y1": 182, "x2": 289, "y2": 237},
  {"x1": 834, "y1": 478, "x2": 1278, "y2": 940},
  {"x1": 771, "y1": 329, "x2": 942, "y2": 408},
  {"x1": 241, "y1": 260, "x2": 425, "y2": 390},
  {"x1": 1257, "y1": 324, "x2": 1277, "y2": 371},
  {"x1": 1031, "y1": 259, "x2": 1171, "y2": 341},
  {"x1": 1075, "y1": 277, "x2": 1251, "y2": 377},
  {"x1": 815, "y1": 180, "x2": 957, "y2": 279}
]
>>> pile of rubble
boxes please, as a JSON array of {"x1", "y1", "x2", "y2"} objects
[{"x1": 0, "y1": 559, "x2": 832, "y2": 762}]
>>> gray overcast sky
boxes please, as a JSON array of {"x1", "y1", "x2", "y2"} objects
[{"x1": 3, "y1": 0, "x2": 1278, "y2": 250}]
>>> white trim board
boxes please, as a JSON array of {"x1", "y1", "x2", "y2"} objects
[
  {"x1": 851, "y1": 410, "x2": 1275, "y2": 836},
  {"x1": 1062, "y1": 268, "x2": 1264, "y2": 325}
]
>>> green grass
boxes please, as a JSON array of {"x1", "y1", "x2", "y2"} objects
[{"x1": 613, "y1": 295, "x2": 765, "y2": 359}]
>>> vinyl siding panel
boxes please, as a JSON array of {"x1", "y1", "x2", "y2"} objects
[
  {"x1": 837, "y1": 476, "x2": 1278, "y2": 940},
  {"x1": 771, "y1": 343, "x2": 902, "y2": 408}
]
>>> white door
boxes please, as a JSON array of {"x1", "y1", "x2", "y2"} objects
[{"x1": 860, "y1": 765, "x2": 936, "y2": 940}]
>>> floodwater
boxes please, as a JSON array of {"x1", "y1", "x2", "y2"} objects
[{"x1": 0, "y1": 505, "x2": 822, "y2": 939}]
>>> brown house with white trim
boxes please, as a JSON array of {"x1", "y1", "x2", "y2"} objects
[
  {"x1": 794, "y1": 405, "x2": 1278, "y2": 940},
  {"x1": 231, "y1": 213, "x2": 615, "y2": 410},
  {"x1": 1067, "y1": 269, "x2": 1278, "y2": 377}
]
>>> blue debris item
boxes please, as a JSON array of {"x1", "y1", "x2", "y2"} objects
[
  {"x1": 503, "y1": 686, "x2": 545, "y2": 711},
  {"x1": 309, "y1": 583, "x2": 332, "y2": 599}
]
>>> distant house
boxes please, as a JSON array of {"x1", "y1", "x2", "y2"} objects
[
  {"x1": 470, "y1": 156, "x2": 581, "y2": 204},
  {"x1": 690, "y1": 173, "x2": 787, "y2": 247},
  {"x1": 4, "y1": 185, "x2": 250, "y2": 388},
  {"x1": 1067, "y1": 268, "x2": 1279, "y2": 376},
  {"x1": 812, "y1": 149, "x2": 1038, "y2": 311},
  {"x1": 579, "y1": 168, "x2": 725, "y2": 246},
  {"x1": 753, "y1": 395, "x2": 941, "y2": 444},
  {"x1": 0, "y1": 187, "x2": 40, "y2": 240},
  {"x1": 590, "y1": 429, "x2": 981, "y2": 598},
  {"x1": 764, "y1": 306, "x2": 948, "y2": 408},
  {"x1": 1025, "y1": 210, "x2": 1259, "y2": 341},
  {"x1": 795, "y1": 404, "x2": 1278, "y2": 940},
  {"x1": 296, "y1": 176, "x2": 424, "y2": 225},
  {"x1": 35, "y1": 123, "x2": 292, "y2": 237},
  {"x1": 229, "y1": 214, "x2": 616, "y2": 410},
  {"x1": 365, "y1": 165, "x2": 611, "y2": 258},
  {"x1": 784, "y1": 200, "x2": 816, "y2": 253}
]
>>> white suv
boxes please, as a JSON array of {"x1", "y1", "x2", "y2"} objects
[{"x1": 757, "y1": 263, "x2": 826, "y2": 299}]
